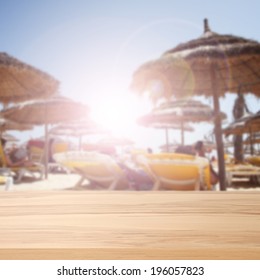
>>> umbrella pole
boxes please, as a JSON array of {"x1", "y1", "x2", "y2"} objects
[
  {"x1": 249, "y1": 127, "x2": 254, "y2": 155},
  {"x1": 181, "y1": 121, "x2": 184, "y2": 145},
  {"x1": 165, "y1": 128, "x2": 169, "y2": 152},
  {"x1": 211, "y1": 65, "x2": 226, "y2": 191},
  {"x1": 44, "y1": 122, "x2": 49, "y2": 179}
]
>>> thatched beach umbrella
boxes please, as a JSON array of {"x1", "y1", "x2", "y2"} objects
[
  {"x1": 223, "y1": 111, "x2": 260, "y2": 155},
  {"x1": 247, "y1": 111, "x2": 260, "y2": 132},
  {"x1": 0, "y1": 52, "x2": 59, "y2": 104},
  {"x1": 138, "y1": 119, "x2": 194, "y2": 151},
  {"x1": 1, "y1": 96, "x2": 89, "y2": 178},
  {"x1": 223, "y1": 113, "x2": 257, "y2": 136},
  {"x1": 49, "y1": 120, "x2": 109, "y2": 150},
  {"x1": 2, "y1": 96, "x2": 88, "y2": 125},
  {"x1": 0, "y1": 118, "x2": 33, "y2": 133},
  {"x1": 138, "y1": 99, "x2": 225, "y2": 150},
  {"x1": 131, "y1": 19, "x2": 260, "y2": 190}
]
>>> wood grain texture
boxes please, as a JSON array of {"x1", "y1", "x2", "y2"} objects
[{"x1": 0, "y1": 191, "x2": 260, "y2": 259}]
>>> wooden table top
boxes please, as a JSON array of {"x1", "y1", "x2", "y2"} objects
[{"x1": 0, "y1": 191, "x2": 260, "y2": 260}]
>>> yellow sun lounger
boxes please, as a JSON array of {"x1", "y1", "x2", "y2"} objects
[
  {"x1": 0, "y1": 143, "x2": 44, "y2": 183},
  {"x1": 28, "y1": 144, "x2": 70, "y2": 174},
  {"x1": 136, "y1": 153, "x2": 211, "y2": 191},
  {"x1": 53, "y1": 151, "x2": 129, "y2": 190}
]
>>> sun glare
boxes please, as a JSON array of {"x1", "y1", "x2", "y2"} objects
[{"x1": 90, "y1": 95, "x2": 150, "y2": 137}]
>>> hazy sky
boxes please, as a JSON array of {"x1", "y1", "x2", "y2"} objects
[{"x1": 1, "y1": 0, "x2": 259, "y2": 150}]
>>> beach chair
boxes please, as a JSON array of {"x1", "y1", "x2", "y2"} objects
[
  {"x1": 0, "y1": 143, "x2": 44, "y2": 183},
  {"x1": 49, "y1": 141, "x2": 70, "y2": 173},
  {"x1": 28, "y1": 141, "x2": 70, "y2": 174},
  {"x1": 53, "y1": 151, "x2": 129, "y2": 190},
  {"x1": 225, "y1": 162, "x2": 260, "y2": 187},
  {"x1": 136, "y1": 153, "x2": 211, "y2": 191}
]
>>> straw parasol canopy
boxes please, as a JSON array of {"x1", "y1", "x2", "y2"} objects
[
  {"x1": 131, "y1": 19, "x2": 260, "y2": 190},
  {"x1": 138, "y1": 99, "x2": 226, "y2": 149},
  {"x1": 223, "y1": 111, "x2": 260, "y2": 155},
  {"x1": 246, "y1": 110, "x2": 260, "y2": 132},
  {"x1": 1, "y1": 95, "x2": 89, "y2": 178},
  {"x1": 1, "y1": 96, "x2": 88, "y2": 125},
  {"x1": 0, "y1": 52, "x2": 59, "y2": 104},
  {"x1": 138, "y1": 119, "x2": 194, "y2": 152},
  {"x1": 223, "y1": 113, "x2": 257, "y2": 136},
  {"x1": 223, "y1": 111, "x2": 260, "y2": 136},
  {"x1": 49, "y1": 120, "x2": 109, "y2": 150},
  {"x1": 0, "y1": 117, "x2": 33, "y2": 133},
  {"x1": 50, "y1": 120, "x2": 109, "y2": 137},
  {"x1": 138, "y1": 99, "x2": 226, "y2": 123},
  {"x1": 131, "y1": 20, "x2": 260, "y2": 98}
]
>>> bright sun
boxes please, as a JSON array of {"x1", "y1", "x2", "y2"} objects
[{"x1": 90, "y1": 95, "x2": 142, "y2": 136}]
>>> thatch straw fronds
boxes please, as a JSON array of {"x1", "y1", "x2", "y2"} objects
[
  {"x1": 223, "y1": 111, "x2": 260, "y2": 136},
  {"x1": 247, "y1": 110, "x2": 260, "y2": 130},
  {"x1": 1, "y1": 96, "x2": 89, "y2": 125},
  {"x1": 0, "y1": 52, "x2": 59, "y2": 103},
  {"x1": 131, "y1": 19, "x2": 260, "y2": 98},
  {"x1": 49, "y1": 120, "x2": 109, "y2": 137},
  {"x1": 137, "y1": 99, "x2": 226, "y2": 147},
  {"x1": 0, "y1": 118, "x2": 33, "y2": 132},
  {"x1": 138, "y1": 99, "x2": 226, "y2": 125}
]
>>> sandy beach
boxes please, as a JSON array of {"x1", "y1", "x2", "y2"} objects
[{"x1": 0, "y1": 174, "x2": 260, "y2": 260}]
